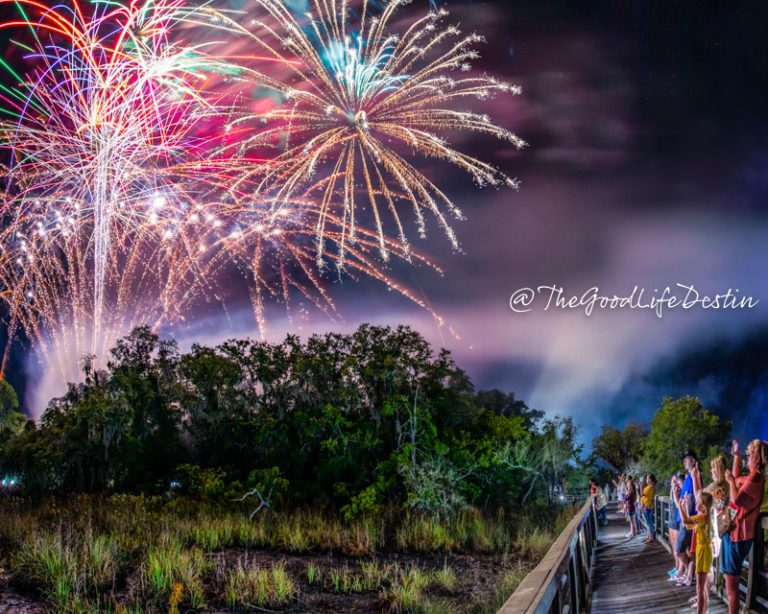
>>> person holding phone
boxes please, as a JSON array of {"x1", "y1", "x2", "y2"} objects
[
  {"x1": 674, "y1": 450, "x2": 702, "y2": 587},
  {"x1": 721, "y1": 439, "x2": 768, "y2": 614}
]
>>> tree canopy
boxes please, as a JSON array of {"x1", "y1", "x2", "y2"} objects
[
  {"x1": 641, "y1": 395, "x2": 731, "y2": 479},
  {"x1": 590, "y1": 422, "x2": 647, "y2": 473},
  {"x1": 0, "y1": 325, "x2": 584, "y2": 516}
]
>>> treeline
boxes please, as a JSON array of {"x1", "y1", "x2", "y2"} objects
[
  {"x1": 0, "y1": 325, "x2": 585, "y2": 517},
  {"x1": 589, "y1": 396, "x2": 733, "y2": 480}
]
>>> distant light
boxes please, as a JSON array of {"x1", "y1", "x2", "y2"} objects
[
  {"x1": 152, "y1": 195, "x2": 166, "y2": 208},
  {"x1": 1, "y1": 476, "x2": 19, "y2": 489}
]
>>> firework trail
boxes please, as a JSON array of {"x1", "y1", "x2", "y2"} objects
[
  {"x1": 0, "y1": 0, "x2": 246, "y2": 372},
  {"x1": 210, "y1": 195, "x2": 445, "y2": 338},
  {"x1": 221, "y1": 0, "x2": 525, "y2": 266},
  {"x1": 0, "y1": 0, "x2": 453, "y2": 383},
  {"x1": 0, "y1": 0, "x2": 521, "y2": 394}
]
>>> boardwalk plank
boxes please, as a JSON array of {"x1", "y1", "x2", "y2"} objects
[{"x1": 590, "y1": 504, "x2": 728, "y2": 614}]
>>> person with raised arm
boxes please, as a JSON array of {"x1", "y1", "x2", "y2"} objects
[
  {"x1": 674, "y1": 451, "x2": 702, "y2": 587},
  {"x1": 688, "y1": 455, "x2": 730, "y2": 609},
  {"x1": 721, "y1": 439, "x2": 768, "y2": 614},
  {"x1": 680, "y1": 491, "x2": 715, "y2": 614}
]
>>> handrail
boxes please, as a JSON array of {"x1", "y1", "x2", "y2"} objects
[
  {"x1": 498, "y1": 499, "x2": 598, "y2": 614},
  {"x1": 654, "y1": 495, "x2": 768, "y2": 613}
]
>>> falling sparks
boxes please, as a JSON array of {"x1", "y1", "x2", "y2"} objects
[
  {"x1": 226, "y1": 0, "x2": 525, "y2": 264},
  {"x1": 0, "y1": 0, "x2": 523, "y2": 380}
]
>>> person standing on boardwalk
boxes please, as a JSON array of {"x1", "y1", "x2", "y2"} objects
[
  {"x1": 674, "y1": 451, "x2": 702, "y2": 587},
  {"x1": 641, "y1": 474, "x2": 657, "y2": 542},
  {"x1": 591, "y1": 478, "x2": 608, "y2": 526},
  {"x1": 696, "y1": 455, "x2": 730, "y2": 609},
  {"x1": 722, "y1": 439, "x2": 768, "y2": 614},
  {"x1": 625, "y1": 476, "x2": 638, "y2": 537},
  {"x1": 616, "y1": 474, "x2": 627, "y2": 514},
  {"x1": 667, "y1": 473, "x2": 684, "y2": 580},
  {"x1": 680, "y1": 491, "x2": 715, "y2": 614},
  {"x1": 636, "y1": 474, "x2": 648, "y2": 533}
]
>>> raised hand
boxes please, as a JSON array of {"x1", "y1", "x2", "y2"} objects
[{"x1": 732, "y1": 439, "x2": 740, "y2": 456}]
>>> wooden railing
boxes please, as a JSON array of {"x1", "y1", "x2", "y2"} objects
[
  {"x1": 498, "y1": 499, "x2": 598, "y2": 614},
  {"x1": 654, "y1": 495, "x2": 768, "y2": 613}
]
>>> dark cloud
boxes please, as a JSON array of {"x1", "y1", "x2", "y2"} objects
[{"x1": 600, "y1": 325, "x2": 768, "y2": 443}]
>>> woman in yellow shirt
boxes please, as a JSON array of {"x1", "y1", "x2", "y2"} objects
[{"x1": 641, "y1": 474, "x2": 656, "y2": 543}]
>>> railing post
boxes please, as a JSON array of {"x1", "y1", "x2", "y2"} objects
[
  {"x1": 592, "y1": 501, "x2": 598, "y2": 541},
  {"x1": 745, "y1": 513, "x2": 766, "y2": 610},
  {"x1": 570, "y1": 541, "x2": 579, "y2": 614}
]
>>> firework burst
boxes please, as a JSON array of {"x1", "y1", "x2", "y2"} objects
[
  {"x1": 0, "y1": 0, "x2": 245, "y2": 370},
  {"x1": 225, "y1": 0, "x2": 526, "y2": 265},
  {"x1": 0, "y1": 0, "x2": 519, "y2": 391}
]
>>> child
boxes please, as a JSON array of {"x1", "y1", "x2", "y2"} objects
[{"x1": 680, "y1": 491, "x2": 714, "y2": 614}]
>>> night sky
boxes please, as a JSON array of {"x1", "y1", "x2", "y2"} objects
[{"x1": 3, "y1": 1, "x2": 768, "y2": 444}]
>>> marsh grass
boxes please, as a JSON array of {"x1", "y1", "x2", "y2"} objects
[
  {"x1": 395, "y1": 508, "x2": 512, "y2": 553},
  {"x1": 8, "y1": 526, "x2": 124, "y2": 611},
  {"x1": 378, "y1": 564, "x2": 433, "y2": 612},
  {"x1": 141, "y1": 542, "x2": 207, "y2": 608},
  {"x1": 481, "y1": 562, "x2": 533, "y2": 613},
  {"x1": 221, "y1": 560, "x2": 296, "y2": 608},
  {"x1": 0, "y1": 495, "x2": 568, "y2": 612},
  {"x1": 432, "y1": 563, "x2": 457, "y2": 592}
]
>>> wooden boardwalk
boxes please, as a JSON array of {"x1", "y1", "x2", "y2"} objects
[{"x1": 590, "y1": 503, "x2": 728, "y2": 614}]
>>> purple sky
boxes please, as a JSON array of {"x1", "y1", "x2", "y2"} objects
[{"x1": 9, "y1": 2, "x2": 768, "y2": 443}]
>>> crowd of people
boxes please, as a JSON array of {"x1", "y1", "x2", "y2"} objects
[{"x1": 589, "y1": 438, "x2": 768, "y2": 614}]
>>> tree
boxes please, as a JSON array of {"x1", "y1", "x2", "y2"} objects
[
  {"x1": 590, "y1": 422, "x2": 647, "y2": 472},
  {"x1": 401, "y1": 456, "x2": 470, "y2": 519},
  {"x1": 493, "y1": 416, "x2": 582, "y2": 504},
  {"x1": 641, "y1": 396, "x2": 730, "y2": 479},
  {"x1": 475, "y1": 389, "x2": 544, "y2": 428},
  {"x1": 0, "y1": 379, "x2": 25, "y2": 435},
  {"x1": 0, "y1": 324, "x2": 586, "y2": 515}
]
